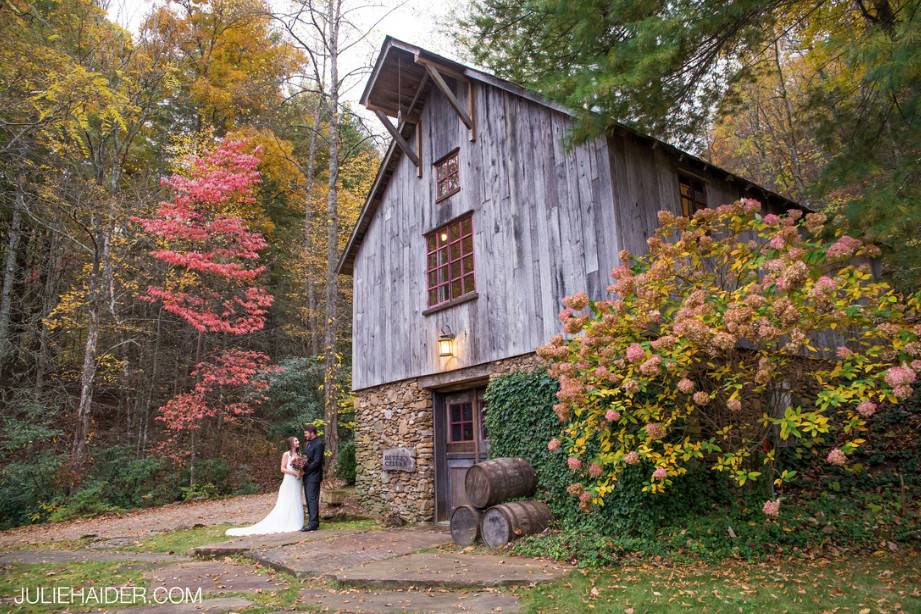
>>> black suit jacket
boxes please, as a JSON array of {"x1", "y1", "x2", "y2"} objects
[{"x1": 303, "y1": 437, "x2": 325, "y2": 482}]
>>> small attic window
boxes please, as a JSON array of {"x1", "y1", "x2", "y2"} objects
[
  {"x1": 435, "y1": 149, "x2": 460, "y2": 202},
  {"x1": 678, "y1": 173, "x2": 707, "y2": 217}
]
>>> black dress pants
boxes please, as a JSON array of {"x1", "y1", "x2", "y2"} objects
[{"x1": 304, "y1": 477, "x2": 321, "y2": 529}]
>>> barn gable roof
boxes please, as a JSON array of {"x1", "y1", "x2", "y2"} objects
[{"x1": 337, "y1": 36, "x2": 798, "y2": 275}]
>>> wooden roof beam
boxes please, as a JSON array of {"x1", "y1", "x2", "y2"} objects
[
  {"x1": 374, "y1": 110, "x2": 420, "y2": 172},
  {"x1": 417, "y1": 58, "x2": 476, "y2": 141}
]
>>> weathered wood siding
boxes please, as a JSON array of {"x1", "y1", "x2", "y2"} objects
[
  {"x1": 351, "y1": 80, "x2": 620, "y2": 390},
  {"x1": 351, "y1": 81, "x2": 755, "y2": 391},
  {"x1": 606, "y1": 132, "x2": 744, "y2": 257}
]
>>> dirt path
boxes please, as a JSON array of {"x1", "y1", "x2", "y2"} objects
[{"x1": 0, "y1": 493, "x2": 277, "y2": 548}]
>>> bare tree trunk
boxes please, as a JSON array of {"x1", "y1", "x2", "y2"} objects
[
  {"x1": 322, "y1": 0, "x2": 341, "y2": 475},
  {"x1": 771, "y1": 39, "x2": 808, "y2": 201},
  {"x1": 0, "y1": 174, "x2": 25, "y2": 368},
  {"x1": 35, "y1": 233, "x2": 62, "y2": 396},
  {"x1": 73, "y1": 138, "x2": 121, "y2": 462},
  {"x1": 303, "y1": 97, "x2": 323, "y2": 356},
  {"x1": 73, "y1": 229, "x2": 105, "y2": 465},
  {"x1": 138, "y1": 308, "x2": 163, "y2": 456}
]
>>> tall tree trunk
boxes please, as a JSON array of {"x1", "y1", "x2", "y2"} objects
[
  {"x1": 73, "y1": 229, "x2": 105, "y2": 465},
  {"x1": 771, "y1": 39, "x2": 808, "y2": 201},
  {"x1": 35, "y1": 232, "x2": 62, "y2": 396},
  {"x1": 0, "y1": 174, "x2": 25, "y2": 368},
  {"x1": 303, "y1": 96, "x2": 323, "y2": 356},
  {"x1": 73, "y1": 145, "x2": 119, "y2": 463},
  {"x1": 322, "y1": 0, "x2": 341, "y2": 475}
]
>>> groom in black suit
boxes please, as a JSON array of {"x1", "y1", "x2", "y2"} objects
[{"x1": 300, "y1": 424, "x2": 324, "y2": 531}]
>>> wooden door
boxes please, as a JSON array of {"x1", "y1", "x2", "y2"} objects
[{"x1": 436, "y1": 386, "x2": 488, "y2": 520}]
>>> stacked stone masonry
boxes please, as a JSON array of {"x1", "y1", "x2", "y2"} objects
[{"x1": 353, "y1": 353, "x2": 545, "y2": 523}]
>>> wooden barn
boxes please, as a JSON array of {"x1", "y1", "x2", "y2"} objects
[{"x1": 338, "y1": 37, "x2": 795, "y2": 522}]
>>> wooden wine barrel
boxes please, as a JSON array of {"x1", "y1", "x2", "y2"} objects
[
  {"x1": 465, "y1": 458, "x2": 537, "y2": 508},
  {"x1": 480, "y1": 500, "x2": 552, "y2": 548},
  {"x1": 450, "y1": 505, "x2": 483, "y2": 546}
]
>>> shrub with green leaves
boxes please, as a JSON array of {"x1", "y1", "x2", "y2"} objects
[
  {"x1": 0, "y1": 399, "x2": 63, "y2": 528},
  {"x1": 485, "y1": 370, "x2": 726, "y2": 538},
  {"x1": 336, "y1": 439, "x2": 356, "y2": 485},
  {"x1": 537, "y1": 201, "x2": 921, "y2": 517}
]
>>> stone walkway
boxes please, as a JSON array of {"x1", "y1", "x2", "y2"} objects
[
  {"x1": 194, "y1": 525, "x2": 570, "y2": 589},
  {"x1": 1, "y1": 495, "x2": 571, "y2": 613}
]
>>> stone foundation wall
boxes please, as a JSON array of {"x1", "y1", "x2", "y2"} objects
[
  {"x1": 353, "y1": 379, "x2": 435, "y2": 523},
  {"x1": 489, "y1": 354, "x2": 546, "y2": 379},
  {"x1": 353, "y1": 353, "x2": 545, "y2": 523}
]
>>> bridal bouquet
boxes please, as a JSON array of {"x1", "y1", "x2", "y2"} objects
[{"x1": 291, "y1": 455, "x2": 307, "y2": 471}]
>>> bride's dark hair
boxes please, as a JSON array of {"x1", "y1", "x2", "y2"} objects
[{"x1": 286, "y1": 436, "x2": 299, "y2": 452}]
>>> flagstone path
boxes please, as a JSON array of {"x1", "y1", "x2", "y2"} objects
[{"x1": 1, "y1": 494, "x2": 571, "y2": 612}]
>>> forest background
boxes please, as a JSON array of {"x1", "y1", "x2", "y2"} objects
[{"x1": 1, "y1": 0, "x2": 918, "y2": 529}]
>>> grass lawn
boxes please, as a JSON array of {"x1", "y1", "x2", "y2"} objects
[
  {"x1": 0, "y1": 561, "x2": 148, "y2": 614},
  {"x1": 127, "y1": 523, "x2": 234, "y2": 553},
  {"x1": 516, "y1": 549, "x2": 921, "y2": 613}
]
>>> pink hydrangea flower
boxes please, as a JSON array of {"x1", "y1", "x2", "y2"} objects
[
  {"x1": 826, "y1": 235, "x2": 861, "y2": 260},
  {"x1": 894, "y1": 385, "x2": 913, "y2": 400},
  {"x1": 693, "y1": 391, "x2": 710, "y2": 406},
  {"x1": 763, "y1": 213, "x2": 780, "y2": 225},
  {"x1": 768, "y1": 234, "x2": 786, "y2": 250},
  {"x1": 763, "y1": 499, "x2": 781, "y2": 518},
  {"x1": 812, "y1": 276, "x2": 837, "y2": 295},
  {"x1": 623, "y1": 379, "x2": 640, "y2": 394},
  {"x1": 884, "y1": 365, "x2": 916, "y2": 388},
  {"x1": 563, "y1": 316, "x2": 588, "y2": 334},
  {"x1": 624, "y1": 451, "x2": 640, "y2": 465},
  {"x1": 626, "y1": 343, "x2": 645, "y2": 363},
  {"x1": 594, "y1": 366, "x2": 609, "y2": 379},
  {"x1": 645, "y1": 422, "x2": 665, "y2": 439},
  {"x1": 856, "y1": 401, "x2": 877, "y2": 418},
  {"x1": 605, "y1": 409, "x2": 621, "y2": 422},
  {"x1": 651, "y1": 335, "x2": 676, "y2": 350},
  {"x1": 652, "y1": 467, "x2": 667, "y2": 480},
  {"x1": 827, "y1": 448, "x2": 847, "y2": 466},
  {"x1": 677, "y1": 378, "x2": 695, "y2": 394},
  {"x1": 547, "y1": 438, "x2": 561, "y2": 452},
  {"x1": 836, "y1": 346, "x2": 854, "y2": 359},
  {"x1": 639, "y1": 355, "x2": 662, "y2": 376},
  {"x1": 727, "y1": 398, "x2": 742, "y2": 412},
  {"x1": 567, "y1": 457, "x2": 582, "y2": 470},
  {"x1": 563, "y1": 292, "x2": 589, "y2": 310},
  {"x1": 588, "y1": 463, "x2": 603, "y2": 478}
]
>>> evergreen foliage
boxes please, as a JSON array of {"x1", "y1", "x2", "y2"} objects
[
  {"x1": 485, "y1": 370, "x2": 724, "y2": 539},
  {"x1": 457, "y1": 0, "x2": 921, "y2": 287}
]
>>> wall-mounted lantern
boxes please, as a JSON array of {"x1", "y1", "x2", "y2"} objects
[{"x1": 438, "y1": 326, "x2": 456, "y2": 357}]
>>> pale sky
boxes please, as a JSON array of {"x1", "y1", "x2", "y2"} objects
[{"x1": 104, "y1": 0, "x2": 466, "y2": 112}]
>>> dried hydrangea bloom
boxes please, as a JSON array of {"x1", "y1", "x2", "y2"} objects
[
  {"x1": 826, "y1": 448, "x2": 847, "y2": 466},
  {"x1": 762, "y1": 499, "x2": 781, "y2": 518},
  {"x1": 856, "y1": 401, "x2": 877, "y2": 418}
]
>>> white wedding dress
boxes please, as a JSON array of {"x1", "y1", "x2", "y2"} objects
[{"x1": 226, "y1": 454, "x2": 304, "y2": 536}]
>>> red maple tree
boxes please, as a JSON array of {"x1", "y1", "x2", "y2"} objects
[
  {"x1": 133, "y1": 139, "x2": 273, "y2": 334},
  {"x1": 134, "y1": 140, "x2": 282, "y2": 457}
]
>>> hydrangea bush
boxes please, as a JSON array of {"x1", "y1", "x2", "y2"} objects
[{"x1": 537, "y1": 200, "x2": 921, "y2": 517}]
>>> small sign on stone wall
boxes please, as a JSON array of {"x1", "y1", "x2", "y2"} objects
[{"x1": 382, "y1": 447, "x2": 416, "y2": 472}]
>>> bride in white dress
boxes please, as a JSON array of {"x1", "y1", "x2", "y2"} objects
[{"x1": 226, "y1": 437, "x2": 304, "y2": 536}]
